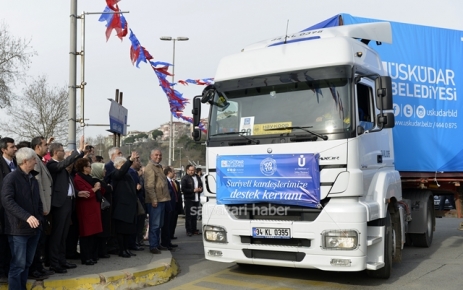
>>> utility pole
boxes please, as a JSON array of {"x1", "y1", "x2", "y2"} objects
[
  {"x1": 68, "y1": 5, "x2": 129, "y2": 149},
  {"x1": 67, "y1": 0, "x2": 78, "y2": 150},
  {"x1": 160, "y1": 36, "x2": 189, "y2": 166}
]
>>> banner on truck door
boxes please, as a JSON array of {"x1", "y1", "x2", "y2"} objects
[
  {"x1": 304, "y1": 14, "x2": 463, "y2": 172},
  {"x1": 216, "y1": 154, "x2": 320, "y2": 208}
]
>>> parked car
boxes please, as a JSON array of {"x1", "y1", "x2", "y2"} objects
[{"x1": 434, "y1": 195, "x2": 453, "y2": 210}]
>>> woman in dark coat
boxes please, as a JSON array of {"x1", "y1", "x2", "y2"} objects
[
  {"x1": 111, "y1": 152, "x2": 139, "y2": 258},
  {"x1": 90, "y1": 162, "x2": 113, "y2": 258},
  {"x1": 73, "y1": 158, "x2": 103, "y2": 265}
]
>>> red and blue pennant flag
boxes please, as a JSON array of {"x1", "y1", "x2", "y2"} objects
[
  {"x1": 98, "y1": 0, "x2": 128, "y2": 41},
  {"x1": 178, "y1": 78, "x2": 214, "y2": 86},
  {"x1": 99, "y1": 0, "x2": 208, "y2": 132}
]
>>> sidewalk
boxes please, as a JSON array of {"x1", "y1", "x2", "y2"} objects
[
  {"x1": 0, "y1": 216, "x2": 196, "y2": 289},
  {"x1": 0, "y1": 248, "x2": 176, "y2": 290}
]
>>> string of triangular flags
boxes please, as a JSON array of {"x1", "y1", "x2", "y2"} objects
[{"x1": 98, "y1": 0, "x2": 208, "y2": 132}]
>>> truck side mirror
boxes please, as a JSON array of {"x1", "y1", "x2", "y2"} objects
[
  {"x1": 192, "y1": 129, "x2": 201, "y2": 141},
  {"x1": 377, "y1": 112, "x2": 395, "y2": 128},
  {"x1": 375, "y1": 76, "x2": 393, "y2": 110},
  {"x1": 192, "y1": 96, "x2": 202, "y2": 126}
]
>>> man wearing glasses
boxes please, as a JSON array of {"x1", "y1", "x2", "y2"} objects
[{"x1": 46, "y1": 136, "x2": 86, "y2": 274}]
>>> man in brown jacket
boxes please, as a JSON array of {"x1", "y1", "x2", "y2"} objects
[{"x1": 144, "y1": 149, "x2": 171, "y2": 254}]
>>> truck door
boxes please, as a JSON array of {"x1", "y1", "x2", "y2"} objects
[{"x1": 356, "y1": 79, "x2": 385, "y2": 193}]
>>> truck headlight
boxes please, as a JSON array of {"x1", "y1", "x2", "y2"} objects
[
  {"x1": 322, "y1": 230, "x2": 358, "y2": 250},
  {"x1": 204, "y1": 225, "x2": 228, "y2": 243}
]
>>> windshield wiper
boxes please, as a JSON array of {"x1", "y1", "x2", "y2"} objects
[
  {"x1": 212, "y1": 131, "x2": 260, "y2": 144},
  {"x1": 264, "y1": 126, "x2": 328, "y2": 140}
]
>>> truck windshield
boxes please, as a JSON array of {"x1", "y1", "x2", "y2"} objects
[{"x1": 209, "y1": 72, "x2": 351, "y2": 138}]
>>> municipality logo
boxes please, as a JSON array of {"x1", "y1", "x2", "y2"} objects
[{"x1": 260, "y1": 158, "x2": 277, "y2": 176}]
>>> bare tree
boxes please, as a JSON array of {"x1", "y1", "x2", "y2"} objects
[
  {"x1": 0, "y1": 22, "x2": 36, "y2": 108},
  {"x1": 0, "y1": 75, "x2": 70, "y2": 141}
]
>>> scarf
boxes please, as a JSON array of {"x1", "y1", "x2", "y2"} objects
[
  {"x1": 77, "y1": 171, "x2": 96, "y2": 187},
  {"x1": 90, "y1": 163, "x2": 105, "y2": 181}
]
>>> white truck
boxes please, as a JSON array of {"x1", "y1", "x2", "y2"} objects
[{"x1": 191, "y1": 17, "x2": 458, "y2": 278}]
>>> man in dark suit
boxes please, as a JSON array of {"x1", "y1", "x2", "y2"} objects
[
  {"x1": 181, "y1": 165, "x2": 203, "y2": 236},
  {"x1": 128, "y1": 155, "x2": 145, "y2": 251},
  {"x1": 0, "y1": 137, "x2": 17, "y2": 281},
  {"x1": 160, "y1": 167, "x2": 178, "y2": 250},
  {"x1": 103, "y1": 147, "x2": 122, "y2": 254},
  {"x1": 28, "y1": 136, "x2": 55, "y2": 279},
  {"x1": 170, "y1": 171, "x2": 182, "y2": 241},
  {"x1": 46, "y1": 137, "x2": 85, "y2": 274}
]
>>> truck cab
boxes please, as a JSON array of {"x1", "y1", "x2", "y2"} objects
[{"x1": 192, "y1": 22, "x2": 431, "y2": 279}]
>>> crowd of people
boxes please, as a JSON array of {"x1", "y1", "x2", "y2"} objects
[{"x1": 0, "y1": 135, "x2": 204, "y2": 289}]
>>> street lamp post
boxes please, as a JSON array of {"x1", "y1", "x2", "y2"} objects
[
  {"x1": 126, "y1": 143, "x2": 133, "y2": 154},
  {"x1": 176, "y1": 147, "x2": 183, "y2": 169},
  {"x1": 160, "y1": 36, "x2": 189, "y2": 166}
]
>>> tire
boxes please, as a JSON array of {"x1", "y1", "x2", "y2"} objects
[
  {"x1": 409, "y1": 197, "x2": 434, "y2": 247},
  {"x1": 404, "y1": 233, "x2": 413, "y2": 247},
  {"x1": 367, "y1": 212, "x2": 392, "y2": 279}
]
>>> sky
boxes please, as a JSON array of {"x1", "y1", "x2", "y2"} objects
[{"x1": 0, "y1": 0, "x2": 462, "y2": 143}]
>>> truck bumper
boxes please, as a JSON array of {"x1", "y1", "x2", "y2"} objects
[{"x1": 202, "y1": 199, "x2": 370, "y2": 271}]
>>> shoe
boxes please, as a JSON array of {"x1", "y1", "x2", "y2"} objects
[
  {"x1": 49, "y1": 266, "x2": 67, "y2": 274},
  {"x1": 28, "y1": 270, "x2": 49, "y2": 280},
  {"x1": 129, "y1": 246, "x2": 144, "y2": 251},
  {"x1": 171, "y1": 236, "x2": 178, "y2": 240},
  {"x1": 81, "y1": 260, "x2": 95, "y2": 265},
  {"x1": 39, "y1": 269, "x2": 55, "y2": 276},
  {"x1": 127, "y1": 250, "x2": 137, "y2": 256},
  {"x1": 98, "y1": 254, "x2": 110, "y2": 258},
  {"x1": 60, "y1": 262, "x2": 77, "y2": 269},
  {"x1": 169, "y1": 244, "x2": 179, "y2": 248},
  {"x1": 91, "y1": 259, "x2": 98, "y2": 264},
  {"x1": 161, "y1": 244, "x2": 177, "y2": 251},
  {"x1": 194, "y1": 230, "x2": 202, "y2": 235},
  {"x1": 187, "y1": 232, "x2": 192, "y2": 237},
  {"x1": 157, "y1": 245, "x2": 168, "y2": 251},
  {"x1": 150, "y1": 248, "x2": 162, "y2": 254},
  {"x1": 118, "y1": 251, "x2": 131, "y2": 258}
]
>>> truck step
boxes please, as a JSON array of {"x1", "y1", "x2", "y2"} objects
[
  {"x1": 366, "y1": 236, "x2": 382, "y2": 246},
  {"x1": 366, "y1": 261, "x2": 385, "y2": 270}
]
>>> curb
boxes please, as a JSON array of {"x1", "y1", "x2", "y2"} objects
[{"x1": 0, "y1": 257, "x2": 178, "y2": 290}]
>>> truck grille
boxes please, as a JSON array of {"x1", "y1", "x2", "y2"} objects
[
  {"x1": 226, "y1": 203, "x2": 323, "y2": 221},
  {"x1": 240, "y1": 236, "x2": 311, "y2": 247},
  {"x1": 242, "y1": 249, "x2": 306, "y2": 262}
]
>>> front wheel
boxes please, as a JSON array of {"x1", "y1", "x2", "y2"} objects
[
  {"x1": 367, "y1": 212, "x2": 392, "y2": 279},
  {"x1": 409, "y1": 197, "x2": 434, "y2": 247}
]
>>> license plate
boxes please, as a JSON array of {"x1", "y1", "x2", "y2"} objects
[{"x1": 252, "y1": 227, "x2": 291, "y2": 239}]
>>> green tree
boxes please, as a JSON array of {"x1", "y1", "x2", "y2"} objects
[
  {"x1": 135, "y1": 133, "x2": 148, "y2": 139},
  {"x1": 123, "y1": 136, "x2": 135, "y2": 144},
  {"x1": 151, "y1": 130, "x2": 163, "y2": 140}
]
